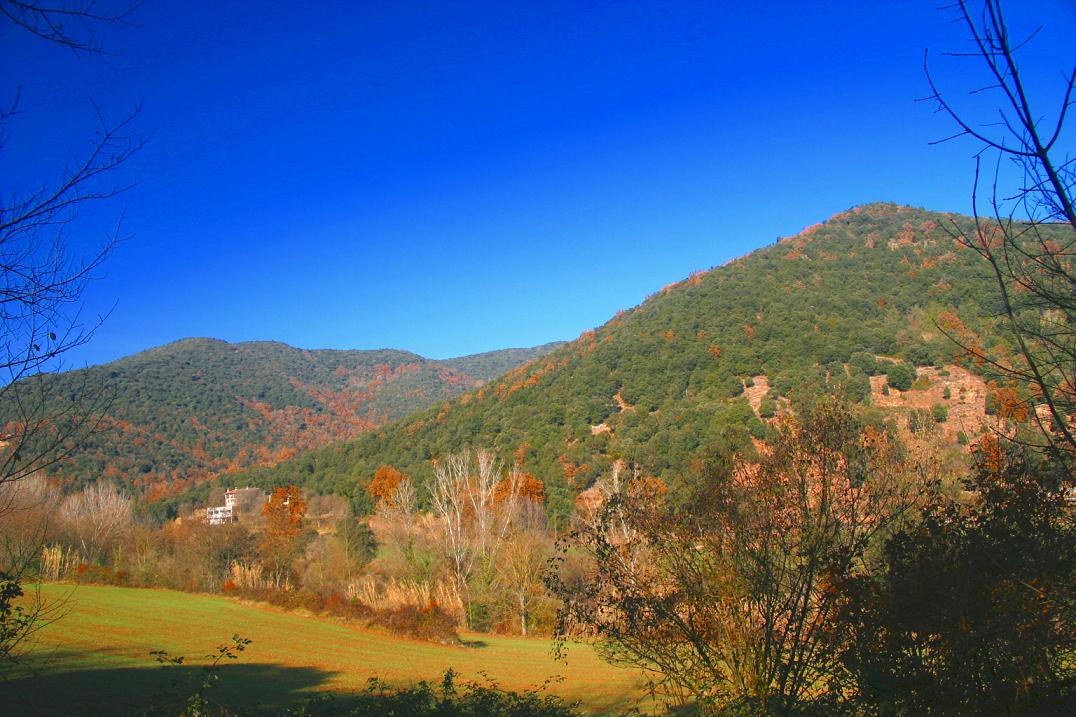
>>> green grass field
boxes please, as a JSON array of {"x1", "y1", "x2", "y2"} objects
[{"x1": 0, "y1": 584, "x2": 648, "y2": 715}]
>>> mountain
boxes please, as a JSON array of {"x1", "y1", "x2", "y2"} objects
[
  {"x1": 208, "y1": 203, "x2": 1058, "y2": 522},
  {"x1": 439, "y1": 342, "x2": 566, "y2": 383},
  {"x1": 0, "y1": 338, "x2": 561, "y2": 497}
]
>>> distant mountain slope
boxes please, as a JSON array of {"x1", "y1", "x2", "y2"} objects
[
  {"x1": 217, "y1": 203, "x2": 1061, "y2": 521},
  {"x1": 440, "y1": 342, "x2": 566, "y2": 382},
  {"x1": 0, "y1": 338, "x2": 560, "y2": 495}
]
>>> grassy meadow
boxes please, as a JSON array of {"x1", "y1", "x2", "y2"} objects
[{"x1": 1, "y1": 583, "x2": 648, "y2": 716}]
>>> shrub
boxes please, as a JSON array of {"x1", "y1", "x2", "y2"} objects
[
  {"x1": 746, "y1": 417, "x2": 767, "y2": 440},
  {"x1": 759, "y1": 398, "x2": 777, "y2": 419},
  {"x1": 909, "y1": 409, "x2": 935, "y2": 435},
  {"x1": 370, "y1": 603, "x2": 459, "y2": 644},
  {"x1": 850, "y1": 351, "x2": 879, "y2": 376},
  {"x1": 284, "y1": 670, "x2": 581, "y2": 716},
  {"x1": 72, "y1": 563, "x2": 129, "y2": 586},
  {"x1": 885, "y1": 363, "x2": 916, "y2": 392},
  {"x1": 932, "y1": 404, "x2": 949, "y2": 423},
  {"x1": 911, "y1": 376, "x2": 932, "y2": 391},
  {"x1": 905, "y1": 344, "x2": 938, "y2": 367}
]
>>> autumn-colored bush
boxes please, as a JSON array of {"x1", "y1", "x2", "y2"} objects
[
  {"x1": 370, "y1": 602, "x2": 459, "y2": 644},
  {"x1": 226, "y1": 583, "x2": 372, "y2": 622},
  {"x1": 72, "y1": 563, "x2": 130, "y2": 586}
]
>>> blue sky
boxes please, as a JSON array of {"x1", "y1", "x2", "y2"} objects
[{"x1": 2, "y1": 1, "x2": 1073, "y2": 367}]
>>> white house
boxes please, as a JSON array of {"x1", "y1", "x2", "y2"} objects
[{"x1": 206, "y1": 505, "x2": 234, "y2": 525}]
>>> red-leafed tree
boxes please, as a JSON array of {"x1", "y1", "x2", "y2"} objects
[
  {"x1": 369, "y1": 465, "x2": 408, "y2": 508},
  {"x1": 258, "y1": 486, "x2": 307, "y2": 590}
]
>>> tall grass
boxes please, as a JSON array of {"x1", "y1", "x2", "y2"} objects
[{"x1": 347, "y1": 577, "x2": 465, "y2": 627}]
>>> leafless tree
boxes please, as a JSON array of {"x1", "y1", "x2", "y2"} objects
[
  {"x1": 0, "y1": 0, "x2": 136, "y2": 53},
  {"x1": 0, "y1": 0, "x2": 139, "y2": 674},
  {"x1": 925, "y1": 0, "x2": 1075, "y2": 465},
  {"x1": 0, "y1": 474, "x2": 59, "y2": 578},
  {"x1": 430, "y1": 449, "x2": 524, "y2": 628},
  {"x1": 494, "y1": 514, "x2": 553, "y2": 637},
  {"x1": 57, "y1": 481, "x2": 131, "y2": 562},
  {"x1": 0, "y1": 0, "x2": 142, "y2": 494}
]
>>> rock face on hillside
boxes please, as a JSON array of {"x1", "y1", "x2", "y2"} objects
[
  {"x1": 220, "y1": 202, "x2": 1052, "y2": 521},
  {"x1": 0, "y1": 338, "x2": 561, "y2": 496}
]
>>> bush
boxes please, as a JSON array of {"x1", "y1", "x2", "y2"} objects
[
  {"x1": 746, "y1": 417, "x2": 767, "y2": 440},
  {"x1": 370, "y1": 603, "x2": 459, "y2": 644},
  {"x1": 759, "y1": 398, "x2": 777, "y2": 419},
  {"x1": 850, "y1": 351, "x2": 879, "y2": 376},
  {"x1": 284, "y1": 670, "x2": 581, "y2": 716},
  {"x1": 885, "y1": 363, "x2": 916, "y2": 392},
  {"x1": 932, "y1": 404, "x2": 949, "y2": 423},
  {"x1": 227, "y1": 585, "x2": 371, "y2": 622},
  {"x1": 911, "y1": 376, "x2": 932, "y2": 391},
  {"x1": 909, "y1": 409, "x2": 935, "y2": 435},
  {"x1": 72, "y1": 564, "x2": 130, "y2": 586},
  {"x1": 905, "y1": 344, "x2": 938, "y2": 367},
  {"x1": 835, "y1": 450, "x2": 1075, "y2": 716}
]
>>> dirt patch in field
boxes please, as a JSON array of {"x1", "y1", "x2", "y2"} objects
[
  {"x1": 743, "y1": 376, "x2": 770, "y2": 416},
  {"x1": 870, "y1": 364, "x2": 989, "y2": 442}
]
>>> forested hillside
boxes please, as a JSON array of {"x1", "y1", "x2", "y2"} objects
[
  {"x1": 439, "y1": 342, "x2": 565, "y2": 382},
  {"x1": 211, "y1": 203, "x2": 1062, "y2": 521},
  {"x1": 0, "y1": 339, "x2": 559, "y2": 496}
]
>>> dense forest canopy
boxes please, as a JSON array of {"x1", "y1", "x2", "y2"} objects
[{"x1": 0, "y1": 338, "x2": 561, "y2": 497}]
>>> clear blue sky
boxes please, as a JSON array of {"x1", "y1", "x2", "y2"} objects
[{"x1": 2, "y1": 1, "x2": 1073, "y2": 368}]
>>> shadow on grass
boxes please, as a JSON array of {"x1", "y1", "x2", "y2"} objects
[
  {"x1": 458, "y1": 638, "x2": 489, "y2": 648},
  {"x1": 0, "y1": 654, "x2": 340, "y2": 716}
]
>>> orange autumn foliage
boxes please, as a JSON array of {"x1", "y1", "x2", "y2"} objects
[
  {"x1": 495, "y1": 472, "x2": 545, "y2": 506},
  {"x1": 369, "y1": 465, "x2": 408, "y2": 507},
  {"x1": 990, "y1": 384, "x2": 1029, "y2": 422},
  {"x1": 263, "y1": 486, "x2": 305, "y2": 529}
]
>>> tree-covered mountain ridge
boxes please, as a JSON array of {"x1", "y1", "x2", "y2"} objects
[
  {"x1": 213, "y1": 202, "x2": 1065, "y2": 522},
  {"x1": 2, "y1": 337, "x2": 563, "y2": 496}
]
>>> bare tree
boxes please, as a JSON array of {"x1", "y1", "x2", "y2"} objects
[
  {"x1": 494, "y1": 510, "x2": 553, "y2": 637},
  {"x1": 57, "y1": 481, "x2": 131, "y2": 562},
  {"x1": 0, "y1": 0, "x2": 139, "y2": 676},
  {"x1": 0, "y1": 0, "x2": 142, "y2": 497},
  {"x1": 0, "y1": 474, "x2": 59, "y2": 578},
  {"x1": 430, "y1": 449, "x2": 524, "y2": 629},
  {"x1": 925, "y1": 0, "x2": 1075, "y2": 464},
  {"x1": 0, "y1": 0, "x2": 136, "y2": 53}
]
